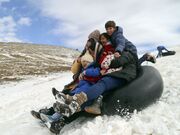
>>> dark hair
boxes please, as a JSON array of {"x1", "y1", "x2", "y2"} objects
[
  {"x1": 105, "y1": 20, "x2": 116, "y2": 29},
  {"x1": 88, "y1": 38, "x2": 96, "y2": 51},
  {"x1": 99, "y1": 33, "x2": 111, "y2": 41}
]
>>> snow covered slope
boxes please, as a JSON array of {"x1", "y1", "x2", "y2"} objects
[{"x1": 0, "y1": 46, "x2": 180, "y2": 135}]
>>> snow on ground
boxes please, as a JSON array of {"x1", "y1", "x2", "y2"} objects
[{"x1": 0, "y1": 46, "x2": 180, "y2": 135}]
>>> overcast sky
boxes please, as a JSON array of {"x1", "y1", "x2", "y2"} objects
[{"x1": 0, "y1": 0, "x2": 180, "y2": 52}]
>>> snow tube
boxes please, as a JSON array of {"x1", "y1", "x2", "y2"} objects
[
  {"x1": 64, "y1": 66, "x2": 163, "y2": 123},
  {"x1": 162, "y1": 51, "x2": 176, "y2": 56},
  {"x1": 101, "y1": 66, "x2": 164, "y2": 116}
]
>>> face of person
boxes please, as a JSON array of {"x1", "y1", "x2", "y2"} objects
[
  {"x1": 100, "y1": 35, "x2": 108, "y2": 45},
  {"x1": 106, "y1": 27, "x2": 115, "y2": 36}
]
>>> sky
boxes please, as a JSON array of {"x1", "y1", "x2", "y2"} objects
[{"x1": 0, "y1": 0, "x2": 180, "y2": 52}]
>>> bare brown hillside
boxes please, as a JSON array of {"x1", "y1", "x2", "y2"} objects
[{"x1": 0, "y1": 42, "x2": 80, "y2": 83}]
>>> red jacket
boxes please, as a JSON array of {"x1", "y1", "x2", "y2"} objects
[{"x1": 98, "y1": 42, "x2": 115, "y2": 65}]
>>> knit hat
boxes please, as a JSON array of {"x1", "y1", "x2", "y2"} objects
[
  {"x1": 88, "y1": 30, "x2": 100, "y2": 42},
  {"x1": 81, "y1": 52, "x2": 93, "y2": 63}
]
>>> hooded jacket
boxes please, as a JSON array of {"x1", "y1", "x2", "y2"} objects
[{"x1": 111, "y1": 26, "x2": 137, "y2": 56}]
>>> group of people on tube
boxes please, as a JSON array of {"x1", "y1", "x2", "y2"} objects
[{"x1": 31, "y1": 20, "x2": 168, "y2": 133}]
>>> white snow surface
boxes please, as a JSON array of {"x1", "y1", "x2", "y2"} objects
[{"x1": 0, "y1": 47, "x2": 180, "y2": 135}]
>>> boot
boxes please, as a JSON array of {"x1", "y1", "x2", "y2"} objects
[
  {"x1": 85, "y1": 95, "x2": 103, "y2": 115},
  {"x1": 55, "y1": 92, "x2": 74, "y2": 104},
  {"x1": 31, "y1": 107, "x2": 55, "y2": 120},
  {"x1": 50, "y1": 118, "x2": 66, "y2": 134},
  {"x1": 53, "y1": 92, "x2": 88, "y2": 117}
]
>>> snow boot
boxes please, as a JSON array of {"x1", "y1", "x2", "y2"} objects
[
  {"x1": 40, "y1": 113, "x2": 66, "y2": 134},
  {"x1": 50, "y1": 118, "x2": 66, "y2": 134},
  {"x1": 53, "y1": 92, "x2": 88, "y2": 117},
  {"x1": 55, "y1": 92, "x2": 75, "y2": 104},
  {"x1": 85, "y1": 95, "x2": 103, "y2": 115}
]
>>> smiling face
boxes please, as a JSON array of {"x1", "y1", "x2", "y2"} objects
[
  {"x1": 106, "y1": 27, "x2": 116, "y2": 36},
  {"x1": 100, "y1": 35, "x2": 108, "y2": 45}
]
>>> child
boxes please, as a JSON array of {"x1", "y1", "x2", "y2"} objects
[
  {"x1": 105, "y1": 20, "x2": 137, "y2": 58},
  {"x1": 69, "y1": 53, "x2": 101, "y2": 95},
  {"x1": 99, "y1": 33, "x2": 122, "y2": 75},
  {"x1": 105, "y1": 20, "x2": 156, "y2": 64}
]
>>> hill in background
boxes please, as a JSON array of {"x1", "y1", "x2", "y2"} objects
[{"x1": 0, "y1": 42, "x2": 80, "y2": 83}]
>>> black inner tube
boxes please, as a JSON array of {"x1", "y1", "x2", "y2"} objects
[
  {"x1": 101, "y1": 66, "x2": 163, "y2": 116},
  {"x1": 64, "y1": 66, "x2": 164, "y2": 122}
]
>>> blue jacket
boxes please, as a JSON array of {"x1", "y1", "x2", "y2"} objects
[
  {"x1": 110, "y1": 26, "x2": 137, "y2": 55},
  {"x1": 82, "y1": 62, "x2": 101, "y2": 83},
  {"x1": 157, "y1": 46, "x2": 166, "y2": 51}
]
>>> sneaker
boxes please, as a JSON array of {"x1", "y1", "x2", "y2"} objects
[
  {"x1": 144, "y1": 53, "x2": 156, "y2": 63},
  {"x1": 53, "y1": 92, "x2": 88, "y2": 117},
  {"x1": 31, "y1": 110, "x2": 41, "y2": 120},
  {"x1": 85, "y1": 95, "x2": 103, "y2": 115}
]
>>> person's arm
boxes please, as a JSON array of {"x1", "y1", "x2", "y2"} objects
[
  {"x1": 114, "y1": 33, "x2": 126, "y2": 54},
  {"x1": 113, "y1": 27, "x2": 126, "y2": 55},
  {"x1": 109, "y1": 52, "x2": 134, "y2": 68},
  {"x1": 84, "y1": 67, "x2": 101, "y2": 77}
]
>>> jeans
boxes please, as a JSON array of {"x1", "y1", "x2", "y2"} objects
[{"x1": 83, "y1": 76, "x2": 126, "y2": 101}]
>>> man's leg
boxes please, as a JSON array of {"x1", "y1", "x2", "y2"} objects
[
  {"x1": 83, "y1": 77, "x2": 126, "y2": 101},
  {"x1": 70, "y1": 82, "x2": 91, "y2": 95},
  {"x1": 138, "y1": 53, "x2": 156, "y2": 65},
  {"x1": 164, "y1": 48, "x2": 169, "y2": 52}
]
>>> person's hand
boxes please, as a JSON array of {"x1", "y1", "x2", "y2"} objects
[
  {"x1": 79, "y1": 73, "x2": 83, "y2": 80},
  {"x1": 100, "y1": 69, "x2": 106, "y2": 75},
  {"x1": 114, "y1": 52, "x2": 121, "y2": 58},
  {"x1": 79, "y1": 72, "x2": 85, "y2": 80},
  {"x1": 107, "y1": 51, "x2": 113, "y2": 55}
]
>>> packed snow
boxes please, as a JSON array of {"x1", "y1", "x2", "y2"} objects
[{"x1": 0, "y1": 46, "x2": 180, "y2": 135}]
